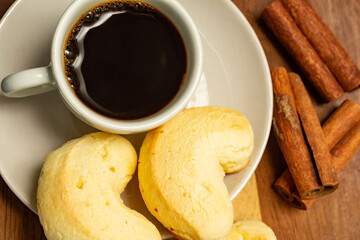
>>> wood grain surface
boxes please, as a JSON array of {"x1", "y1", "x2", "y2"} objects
[
  {"x1": 232, "y1": 174, "x2": 262, "y2": 221},
  {"x1": 1, "y1": 0, "x2": 359, "y2": 239}
]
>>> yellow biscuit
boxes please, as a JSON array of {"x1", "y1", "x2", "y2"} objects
[
  {"x1": 138, "y1": 107, "x2": 254, "y2": 240},
  {"x1": 227, "y1": 219, "x2": 277, "y2": 240},
  {"x1": 37, "y1": 132, "x2": 161, "y2": 240}
]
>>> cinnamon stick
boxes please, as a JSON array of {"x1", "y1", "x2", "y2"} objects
[
  {"x1": 273, "y1": 169, "x2": 296, "y2": 202},
  {"x1": 274, "y1": 99, "x2": 360, "y2": 209},
  {"x1": 291, "y1": 191, "x2": 313, "y2": 210},
  {"x1": 290, "y1": 122, "x2": 360, "y2": 210},
  {"x1": 331, "y1": 121, "x2": 360, "y2": 172},
  {"x1": 288, "y1": 73, "x2": 338, "y2": 195},
  {"x1": 261, "y1": 0, "x2": 344, "y2": 102},
  {"x1": 322, "y1": 99, "x2": 360, "y2": 150},
  {"x1": 271, "y1": 67, "x2": 321, "y2": 199},
  {"x1": 280, "y1": 0, "x2": 360, "y2": 91}
]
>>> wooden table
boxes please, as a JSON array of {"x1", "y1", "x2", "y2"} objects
[{"x1": 1, "y1": 0, "x2": 359, "y2": 239}]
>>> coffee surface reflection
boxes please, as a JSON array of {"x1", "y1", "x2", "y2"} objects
[{"x1": 64, "y1": 1, "x2": 187, "y2": 120}]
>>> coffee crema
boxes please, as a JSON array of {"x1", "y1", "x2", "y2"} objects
[{"x1": 63, "y1": 1, "x2": 187, "y2": 120}]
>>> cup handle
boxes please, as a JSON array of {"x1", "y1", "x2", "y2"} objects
[{"x1": 1, "y1": 65, "x2": 56, "y2": 98}]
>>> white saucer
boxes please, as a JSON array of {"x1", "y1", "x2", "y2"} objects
[{"x1": 0, "y1": 0, "x2": 272, "y2": 238}]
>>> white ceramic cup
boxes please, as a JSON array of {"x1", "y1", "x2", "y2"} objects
[{"x1": 1, "y1": 0, "x2": 202, "y2": 134}]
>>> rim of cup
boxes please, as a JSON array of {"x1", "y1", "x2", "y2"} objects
[{"x1": 51, "y1": 0, "x2": 203, "y2": 134}]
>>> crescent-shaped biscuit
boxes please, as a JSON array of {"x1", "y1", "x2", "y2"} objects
[
  {"x1": 37, "y1": 132, "x2": 161, "y2": 240},
  {"x1": 138, "y1": 107, "x2": 254, "y2": 240},
  {"x1": 227, "y1": 219, "x2": 277, "y2": 240}
]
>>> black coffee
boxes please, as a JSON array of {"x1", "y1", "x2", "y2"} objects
[{"x1": 64, "y1": 1, "x2": 187, "y2": 120}]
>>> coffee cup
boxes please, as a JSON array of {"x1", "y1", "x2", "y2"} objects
[{"x1": 1, "y1": 0, "x2": 202, "y2": 134}]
